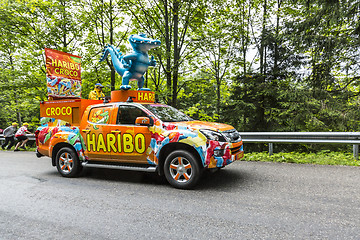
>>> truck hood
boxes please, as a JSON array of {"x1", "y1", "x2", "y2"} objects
[{"x1": 174, "y1": 120, "x2": 234, "y2": 132}]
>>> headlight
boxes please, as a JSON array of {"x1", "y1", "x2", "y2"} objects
[{"x1": 200, "y1": 129, "x2": 227, "y2": 142}]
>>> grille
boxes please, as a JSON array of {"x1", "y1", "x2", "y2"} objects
[{"x1": 231, "y1": 146, "x2": 241, "y2": 154}]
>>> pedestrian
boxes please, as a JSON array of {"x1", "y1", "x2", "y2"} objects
[
  {"x1": 1, "y1": 122, "x2": 18, "y2": 150},
  {"x1": 88, "y1": 83, "x2": 105, "y2": 100},
  {"x1": 14, "y1": 123, "x2": 32, "y2": 151}
]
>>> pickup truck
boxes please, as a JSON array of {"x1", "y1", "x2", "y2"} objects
[{"x1": 35, "y1": 90, "x2": 244, "y2": 189}]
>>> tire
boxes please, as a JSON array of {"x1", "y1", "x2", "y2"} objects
[
  {"x1": 164, "y1": 150, "x2": 202, "y2": 189},
  {"x1": 55, "y1": 147, "x2": 82, "y2": 178}
]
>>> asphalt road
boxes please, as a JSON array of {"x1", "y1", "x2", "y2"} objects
[{"x1": 0, "y1": 151, "x2": 359, "y2": 239}]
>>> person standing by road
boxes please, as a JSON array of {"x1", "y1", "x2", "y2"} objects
[
  {"x1": 1, "y1": 122, "x2": 18, "y2": 150},
  {"x1": 88, "y1": 83, "x2": 105, "y2": 100},
  {"x1": 14, "y1": 123, "x2": 32, "y2": 151}
]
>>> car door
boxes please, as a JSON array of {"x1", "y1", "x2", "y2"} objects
[
  {"x1": 111, "y1": 104, "x2": 152, "y2": 164},
  {"x1": 81, "y1": 105, "x2": 114, "y2": 161}
]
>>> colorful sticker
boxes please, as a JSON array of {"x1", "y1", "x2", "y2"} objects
[
  {"x1": 88, "y1": 107, "x2": 111, "y2": 130},
  {"x1": 36, "y1": 116, "x2": 243, "y2": 168},
  {"x1": 46, "y1": 76, "x2": 81, "y2": 98},
  {"x1": 37, "y1": 117, "x2": 87, "y2": 161}
]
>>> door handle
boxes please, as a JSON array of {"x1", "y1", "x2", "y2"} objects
[
  {"x1": 111, "y1": 130, "x2": 121, "y2": 133},
  {"x1": 82, "y1": 129, "x2": 91, "y2": 133}
]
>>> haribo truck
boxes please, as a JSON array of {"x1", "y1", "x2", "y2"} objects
[{"x1": 35, "y1": 90, "x2": 244, "y2": 189}]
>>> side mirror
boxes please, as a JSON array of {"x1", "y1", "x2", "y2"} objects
[{"x1": 135, "y1": 117, "x2": 153, "y2": 126}]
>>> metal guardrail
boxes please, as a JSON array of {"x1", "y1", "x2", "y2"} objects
[
  {"x1": 0, "y1": 134, "x2": 36, "y2": 141},
  {"x1": 239, "y1": 132, "x2": 360, "y2": 159},
  {"x1": 2, "y1": 132, "x2": 359, "y2": 159},
  {"x1": 0, "y1": 134, "x2": 36, "y2": 149}
]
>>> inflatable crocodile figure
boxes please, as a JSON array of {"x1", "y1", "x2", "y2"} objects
[{"x1": 99, "y1": 33, "x2": 161, "y2": 91}]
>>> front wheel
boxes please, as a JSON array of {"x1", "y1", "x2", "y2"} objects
[
  {"x1": 55, "y1": 147, "x2": 82, "y2": 178},
  {"x1": 164, "y1": 150, "x2": 202, "y2": 189}
]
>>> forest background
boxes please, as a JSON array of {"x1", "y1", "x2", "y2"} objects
[{"x1": 1, "y1": 0, "x2": 360, "y2": 153}]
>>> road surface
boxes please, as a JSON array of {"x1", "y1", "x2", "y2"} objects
[{"x1": 0, "y1": 151, "x2": 359, "y2": 239}]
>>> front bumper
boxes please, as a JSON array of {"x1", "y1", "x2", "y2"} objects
[{"x1": 204, "y1": 140, "x2": 244, "y2": 168}]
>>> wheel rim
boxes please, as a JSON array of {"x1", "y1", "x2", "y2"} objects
[
  {"x1": 169, "y1": 157, "x2": 192, "y2": 183},
  {"x1": 59, "y1": 152, "x2": 74, "y2": 173}
]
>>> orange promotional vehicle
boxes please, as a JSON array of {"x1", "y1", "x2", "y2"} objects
[{"x1": 35, "y1": 90, "x2": 244, "y2": 189}]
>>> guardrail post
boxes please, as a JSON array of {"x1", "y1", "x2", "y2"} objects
[
  {"x1": 353, "y1": 145, "x2": 359, "y2": 160},
  {"x1": 269, "y1": 143, "x2": 273, "y2": 156}
]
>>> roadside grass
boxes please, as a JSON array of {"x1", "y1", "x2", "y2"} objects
[{"x1": 242, "y1": 151, "x2": 360, "y2": 166}]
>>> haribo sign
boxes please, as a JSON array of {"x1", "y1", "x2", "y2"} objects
[{"x1": 45, "y1": 48, "x2": 82, "y2": 99}]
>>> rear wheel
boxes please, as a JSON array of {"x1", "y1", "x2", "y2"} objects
[
  {"x1": 55, "y1": 147, "x2": 82, "y2": 177},
  {"x1": 164, "y1": 150, "x2": 202, "y2": 189}
]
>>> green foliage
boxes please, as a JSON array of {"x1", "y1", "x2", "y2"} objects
[
  {"x1": 0, "y1": 0, "x2": 360, "y2": 157},
  {"x1": 185, "y1": 104, "x2": 219, "y2": 122},
  {"x1": 125, "y1": 0, "x2": 207, "y2": 107},
  {"x1": 243, "y1": 151, "x2": 360, "y2": 166},
  {"x1": 223, "y1": 0, "x2": 360, "y2": 153}
]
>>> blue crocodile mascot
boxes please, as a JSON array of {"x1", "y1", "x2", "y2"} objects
[{"x1": 99, "y1": 33, "x2": 161, "y2": 91}]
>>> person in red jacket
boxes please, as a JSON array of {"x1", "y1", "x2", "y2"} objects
[{"x1": 14, "y1": 123, "x2": 32, "y2": 151}]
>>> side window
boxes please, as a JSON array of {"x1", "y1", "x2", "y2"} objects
[
  {"x1": 117, "y1": 105, "x2": 148, "y2": 125},
  {"x1": 88, "y1": 106, "x2": 112, "y2": 124}
]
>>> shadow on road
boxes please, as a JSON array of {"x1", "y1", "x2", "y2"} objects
[
  {"x1": 71, "y1": 165, "x2": 252, "y2": 190},
  {"x1": 196, "y1": 168, "x2": 251, "y2": 191},
  {"x1": 81, "y1": 168, "x2": 168, "y2": 186}
]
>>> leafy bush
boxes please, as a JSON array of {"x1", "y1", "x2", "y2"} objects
[{"x1": 242, "y1": 151, "x2": 360, "y2": 166}]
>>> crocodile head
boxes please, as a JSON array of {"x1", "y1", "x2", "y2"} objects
[{"x1": 129, "y1": 33, "x2": 161, "y2": 53}]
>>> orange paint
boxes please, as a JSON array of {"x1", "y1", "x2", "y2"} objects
[
  {"x1": 183, "y1": 174, "x2": 190, "y2": 180},
  {"x1": 111, "y1": 90, "x2": 155, "y2": 103},
  {"x1": 175, "y1": 120, "x2": 234, "y2": 132},
  {"x1": 40, "y1": 99, "x2": 102, "y2": 125}
]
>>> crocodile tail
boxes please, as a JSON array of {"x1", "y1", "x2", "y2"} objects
[
  {"x1": 99, "y1": 44, "x2": 126, "y2": 76},
  {"x1": 99, "y1": 45, "x2": 111, "y2": 62},
  {"x1": 111, "y1": 45, "x2": 123, "y2": 60}
]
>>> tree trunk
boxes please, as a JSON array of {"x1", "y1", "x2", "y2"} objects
[
  {"x1": 9, "y1": 54, "x2": 22, "y2": 125},
  {"x1": 242, "y1": 2, "x2": 248, "y2": 75},
  {"x1": 216, "y1": 40, "x2": 221, "y2": 115},
  {"x1": 273, "y1": 0, "x2": 281, "y2": 75},
  {"x1": 109, "y1": 0, "x2": 115, "y2": 90},
  {"x1": 60, "y1": 0, "x2": 67, "y2": 49},
  {"x1": 260, "y1": 0, "x2": 267, "y2": 75},
  {"x1": 172, "y1": 0, "x2": 180, "y2": 107},
  {"x1": 163, "y1": 0, "x2": 172, "y2": 104}
]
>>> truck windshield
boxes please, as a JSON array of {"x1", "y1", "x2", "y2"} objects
[{"x1": 143, "y1": 104, "x2": 192, "y2": 122}]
